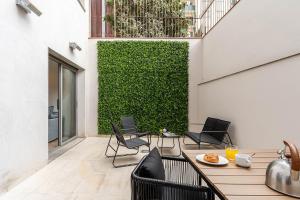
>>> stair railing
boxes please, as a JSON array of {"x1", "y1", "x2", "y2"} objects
[{"x1": 199, "y1": 0, "x2": 240, "y2": 37}]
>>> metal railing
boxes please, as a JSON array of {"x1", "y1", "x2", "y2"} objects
[
  {"x1": 104, "y1": 0, "x2": 202, "y2": 38},
  {"x1": 199, "y1": 0, "x2": 240, "y2": 37},
  {"x1": 91, "y1": 0, "x2": 240, "y2": 38}
]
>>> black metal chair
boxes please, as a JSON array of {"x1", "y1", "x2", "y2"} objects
[
  {"x1": 121, "y1": 116, "x2": 150, "y2": 137},
  {"x1": 131, "y1": 151, "x2": 213, "y2": 200},
  {"x1": 121, "y1": 116, "x2": 151, "y2": 148},
  {"x1": 105, "y1": 123, "x2": 150, "y2": 168},
  {"x1": 184, "y1": 117, "x2": 233, "y2": 149}
]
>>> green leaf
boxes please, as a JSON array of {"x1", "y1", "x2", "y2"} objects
[{"x1": 97, "y1": 41, "x2": 188, "y2": 135}]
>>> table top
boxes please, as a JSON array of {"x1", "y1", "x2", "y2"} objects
[
  {"x1": 161, "y1": 132, "x2": 180, "y2": 138},
  {"x1": 182, "y1": 149, "x2": 297, "y2": 200}
]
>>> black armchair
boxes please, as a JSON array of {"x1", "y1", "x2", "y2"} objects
[
  {"x1": 105, "y1": 123, "x2": 150, "y2": 168},
  {"x1": 121, "y1": 116, "x2": 149, "y2": 138},
  {"x1": 184, "y1": 117, "x2": 233, "y2": 149},
  {"x1": 131, "y1": 148, "x2": 213, "y2": 200},
  {"x1": 121, "y1": 116, "x2": 151, "y2": 149}
]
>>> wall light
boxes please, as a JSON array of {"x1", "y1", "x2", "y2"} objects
[
  {"x1": 69, "y1": 42, "x2": 82, "y2": 51},
  {"x1": 16, "y1": 0, "x2": 42, "y2": 16}
]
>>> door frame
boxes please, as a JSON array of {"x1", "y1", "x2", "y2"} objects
[{"x1": 49, "y1": 55, "x2": 78, "y2": 146}]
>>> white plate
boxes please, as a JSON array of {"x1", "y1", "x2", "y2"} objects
[{"x1": 196, "y1": 154, "x2": 229, "y2": 166}]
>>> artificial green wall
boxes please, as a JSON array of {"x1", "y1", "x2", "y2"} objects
[{"x1": 98, "y1": 41, "x2": 188, "y2": 134}]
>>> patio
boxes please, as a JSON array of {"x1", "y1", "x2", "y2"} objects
[
  {"x1": 1, "y1": 0, "x2": 300, "y2": 199},
  {"x1": 0, "y1": 137, "x2": 211, "y2": 200}
]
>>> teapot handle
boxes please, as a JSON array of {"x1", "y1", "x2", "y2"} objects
[{"x1": 283, "y1": 140, "x2": 300, "y2": 172}]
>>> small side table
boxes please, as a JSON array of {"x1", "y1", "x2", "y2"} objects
[{"x1": 157, "y1": 132, "x2": 182, "y2": 157}]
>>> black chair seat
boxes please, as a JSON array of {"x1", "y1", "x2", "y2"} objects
[
  {"x1": 185, "y1": 132, "x2": 199, "y2": 142},
  {"x1": 125, "y1": 137, "x2": 149, "y2": 149},
  {"x1": 184, "y1": 117, "x2": 232, "y2": 149},
  {"x1": 129, "y1": 131, "x2": 149, "y2": 137},
  {"x1": 186, "y1": 132, "x2": 223, "y2": 145}
]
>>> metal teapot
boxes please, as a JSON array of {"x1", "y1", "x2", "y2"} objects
[{"x1": 266, "y1": 140, "x2": 300, "y2": 198}]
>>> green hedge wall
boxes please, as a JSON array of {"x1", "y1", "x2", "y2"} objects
[{"x1": 98, "y1": 41, "x2": 188, "y2": 134}]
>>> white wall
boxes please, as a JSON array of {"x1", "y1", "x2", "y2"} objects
[
  {"x1": 87, "y1": 39, "x2": 202, "y2": 136},
  {"x1": 0, "y1": 0, "x2": 89, "y2": 192},
  {"x1": 198, "y1": 55, "x2": 300, "y2": 148},
  {"x1": 195, "y1": 0, "x2": 300, "y2": 148},
  {"x1": 201, "y1": 0, "x2": 300, "y2": 82}
]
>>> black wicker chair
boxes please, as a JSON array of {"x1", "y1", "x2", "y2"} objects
[
  {"x1": 105, "y1": 123, "x2": 150, "y2": 168},
  {"x1": 131, "y1": 150, "x2": 213, "y2": 200},
  {"x1": 184, "y1": 117, "x2": 233, "y2": 149}
]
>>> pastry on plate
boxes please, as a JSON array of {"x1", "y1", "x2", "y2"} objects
[{"x1": 204, "y1": 153, "x2": 219, "y2": 163}]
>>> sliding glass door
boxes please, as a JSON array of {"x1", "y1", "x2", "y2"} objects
[
  {"x1": 60, "y1": 66, "x2": 77, "y2": 144},
  {"x1": 49, "y1": 56, "x2": 77, "y2": 149}
]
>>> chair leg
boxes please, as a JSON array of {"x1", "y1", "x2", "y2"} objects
[
  {"x1": 112, "y1": 143, "x2": 140, "y2": 168},
  {"x1": 198, "y1": 175, "x2": 202, "y2": 186},
  {"x1": 106, "y1": 138, "x2": 139, "y2": 158},
  {"x1": 161, "y1": 137, "x2": 164, "y2": 155},
  {"x1": 227, "y1": 133, "x2": 233, "y2": 145},
  {"x1": 177, "y1": 137, "x2": 182, "y2": 156},
  {"x1": 199, "y1": 135, "x2": 202, "y2": 149},
  {"x1": 221, "y1": 133, "x2": 233, "y2": 148},
  {"x1": 211, "y1": 192, "x2": 215, "y2": 200},
  {"x1": 105, "y1": 133, "x2": 115, "y2": 158},
  {"x1": 147, "y1": 134, "x2": 150, "y2": 144},
  {"x1": 167, "y1": 137, "x2": 182, "y2": 157},
  {"x1": 142, "y1": 134, "x2": 151, "y2": 153},
  {"x1": 112, "y1": 142, "x2": 120, "y2": 167},
  {"x1": 140, "y1": 136, "x2": 150, "y2": 153},
  {"x1": 105, "y1": 133, "x2": 113, "y2": 155},
  {"x1": 207, "y1": 189, "x2": 215, "y2": 200},
  {"x1": 106, "y1": 148, "x2": 139, "y2": 158},
  {"x1": 171, "y1": 138, "x2": 176, "y2": 148},
  {"x1": 158, "y1": 137, "x2": 181, "y2": 157},
  {"x1": 157, "y1": 137, "x2": 175, "y2": 148},
  {"x1": 183, "y1": 135, "x2": 189, "y2": 144}
]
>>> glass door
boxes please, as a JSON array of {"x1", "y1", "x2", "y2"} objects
[
  {"x1": 48, "y1": 58, "x2": 60, "y2": 152},
  {"x1": 60, "y1": 65, "x2": 77, "y2": 144}
]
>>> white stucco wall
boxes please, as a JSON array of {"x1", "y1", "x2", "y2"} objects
[
  {"x1": 198, "y1": 55, "x2": 300, "y2": 148},
  {"x1": 195, "y1": 0, "x2": 300, "y2": 148},
  {"x1": 87, "y1": 39, "x2": 202, "y2": 136},
  {"x1": 0, "y1": 0, "x2": 89, "y2": 192},
  {"x1": 201, "y1": 0, "x2": 300, "y2": 82}
]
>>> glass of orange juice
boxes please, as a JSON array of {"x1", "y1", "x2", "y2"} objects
[{"x1": 225, "y1": 145, "x2": 239, "y2": 161}]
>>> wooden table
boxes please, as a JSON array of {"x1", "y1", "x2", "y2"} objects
[{"x1": 182, "y1": 149, "x2": 297, "y2": 200}]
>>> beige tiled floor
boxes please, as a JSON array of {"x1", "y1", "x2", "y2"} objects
[{"x1": 0, "y1": 136, "x2": 213, "y2": 200}]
